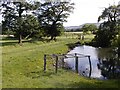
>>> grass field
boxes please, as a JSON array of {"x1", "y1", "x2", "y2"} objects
[{"x1": 1, "y1": 33, "x2": 119, "y2": 88}]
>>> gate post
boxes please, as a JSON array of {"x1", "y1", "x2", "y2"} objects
[
  {"x1": 75, "y1": 53, "x2": 79, "y2": 73},
  {"x1": 61, "y1": 55, "x2": 65, "y2": 68},
  {"x1": 88, "y1": 56, "x2": 92, "y2": 78},
  {"x1": 55, "y1": 55, "x2": 58, "y2": 73},
  {"x1": 44, "y1": 54, "x2": 47, "y2": 72}
]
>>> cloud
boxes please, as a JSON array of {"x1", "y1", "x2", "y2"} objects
[{"x1": 64, "y1": 0, "x2": 120, "y2": 26}]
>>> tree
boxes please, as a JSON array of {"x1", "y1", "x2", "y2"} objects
[
  {"x1": 98, "y1": 5, "x2": 120, "y2": 22},
  {"x1": 93, "y1": 22, "x2": 114, "y2": 47},
  {"x1": 93, "y1": 4, "x2": 120, "y2": 47},
  {"x1": 81, "y1": 24, "x2": 89, "y2": 34},
  {"x1": 13, "y1": 15, "x2": 41, "y2": 39},
  {"x1": 1, "y1": 0, "x2": 40, "y2": 44},
  {"x1": 89, "y1": 24, "x2": 98, "y2": 34},
  {"x1": 93, "y1": 4, "x2": 120, "y2": 78},
  {"x1": 98, "y1": 4, "x2": 120, "y2": 36},
  {"x1": 35, "y1": 1, "x2": 74, "y2": 40},
  {"x1": 81, "y1": 24, "x2": 98, "y2": 34}
]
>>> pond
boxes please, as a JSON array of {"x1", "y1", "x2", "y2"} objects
[{"x1": 64, "y1": 45, "x2": 119, "y2": 80}]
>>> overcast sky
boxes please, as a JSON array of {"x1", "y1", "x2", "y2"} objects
[
  {"x1": 0, "y1": 0, "x2": 120, "y2": 26},
  {"x1": 63, "y1": 0, "x2": 120, "y2": 26}
]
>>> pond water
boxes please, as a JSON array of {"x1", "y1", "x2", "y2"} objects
[{"x1": 64, "y1": 45, "x2": 115, "y2": 80}]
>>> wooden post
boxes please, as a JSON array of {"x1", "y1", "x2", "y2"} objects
[
  {"x1": 88, "y1": 56, "x2": 92, "y2": 78},
  {"x1": 75, "y1": 53, "x2": 79, "y2": 73},
  {"x1": 55, "y1": 55, "x2": 58, "y2": 73},
  {"x1": 44, "y1": 54, "x2": 47, "y2": 72},
  {"x1": 62, "y1": 57, "x2": 64, "y2": 68}
]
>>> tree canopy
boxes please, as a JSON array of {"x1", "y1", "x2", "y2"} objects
[
  {"x1": 1, "y1": 0, "x2": 40, "y2": 44},
  {"x1": 93, "y1": 4, "x2": 120, "y2": 47},
  {"x1": 1, "y1": 0, "x2": 74, "y2": 43},
  {"x1": 35, "y1": 1, "x2": 74, "y2": 40},
  {"x1": 81, "y1": 24, "x2": 98, "y2": 34}
]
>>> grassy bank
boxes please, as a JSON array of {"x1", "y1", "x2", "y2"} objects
[{"x1": 1, "y1": 35, "x2": 119, "y2": 88}]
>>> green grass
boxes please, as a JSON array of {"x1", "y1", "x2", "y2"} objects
[{"x1": 1, "y1": 34, "x2": 119, "y2": 88}]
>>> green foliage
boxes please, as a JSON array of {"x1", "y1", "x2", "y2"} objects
[
  {"x1": 1, "y1": 1, "x2": 40, "y2": 44},
  {"x1": 93, "y1": 4, "x2": 120, "y2": 47},
  {"x1": 81, "y1": 24, "x2": 98, "y2": 34},
  {"x1": 92, "y1": 4, "x2": 120, "y2": 78},
  {"x1": 15, "y1": 15, "x2": 42, "y2": 39},
  {"x1": 1, "y1": 1, "x2": 74, "y2": 42},
  {"x1": 36, "y1": 2, "x2": 74, "y2": 40},
  {"x1": 93, "y1": 22, "x2": 116, "y2": 47},
  {"x1": 98, "y1": 5, "x2": 120, "y2": 22},
  {"x1": 112, "y1": 32, "x2": 120, "y2": 58}
]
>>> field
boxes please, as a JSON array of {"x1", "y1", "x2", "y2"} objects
[{"x1": 1, "y1": 32, "x2": 119, "y2": 88}]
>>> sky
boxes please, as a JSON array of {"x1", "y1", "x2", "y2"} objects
[
  {"x1": 63, "y1": 0, "x2": 120, "y2": 26},
  {"x1": 0, "y1": 0, "x2": 120, "y2": 26}
]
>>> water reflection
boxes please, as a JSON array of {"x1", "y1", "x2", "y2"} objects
[{"x1": 64, "y1": 45, "x2": 119, "y2": 79}]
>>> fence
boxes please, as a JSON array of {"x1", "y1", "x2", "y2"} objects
[{"x1": 43, "y1": 53, "x2": 92, "y2": 78}]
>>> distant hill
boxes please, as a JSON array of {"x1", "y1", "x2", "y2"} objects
[
  {"x1": 64, "y1": 23, "x2": 100, "y2": 31},
  {"x1": 65, "y1": 26, "x2": 80, "y2": 30},
  {"x1": 82, "y1": 23, "x2": 100, "y2": 28}
]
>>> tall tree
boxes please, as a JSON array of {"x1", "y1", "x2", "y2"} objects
[
  {"x1": 93, "y1": 4, "x2": 120, "y2": 47},
  {"x1": 35, "y1": 1, "x2": 74, "y2": 40},
  {"x1": 98, "y1": 4, "x2": 120, "y2": 35},
  {"x1": 1, "y1": 0, "x2": 40, "y2": 44}
]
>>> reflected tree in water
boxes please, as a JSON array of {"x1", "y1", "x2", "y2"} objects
[{"x1": 97, "y1": 48, "x2": 120, "y2": 79}]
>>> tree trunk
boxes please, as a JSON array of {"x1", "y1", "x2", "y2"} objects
[
  {"x1": 50, "y1": 36, "x2": 56, "y2": 41},
  {"x1": 18, "y1": 34, "x2": 22, "y2": 45},
  {"x1": 50, "y1": 36, "x2": 54, "y2": 40}
]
